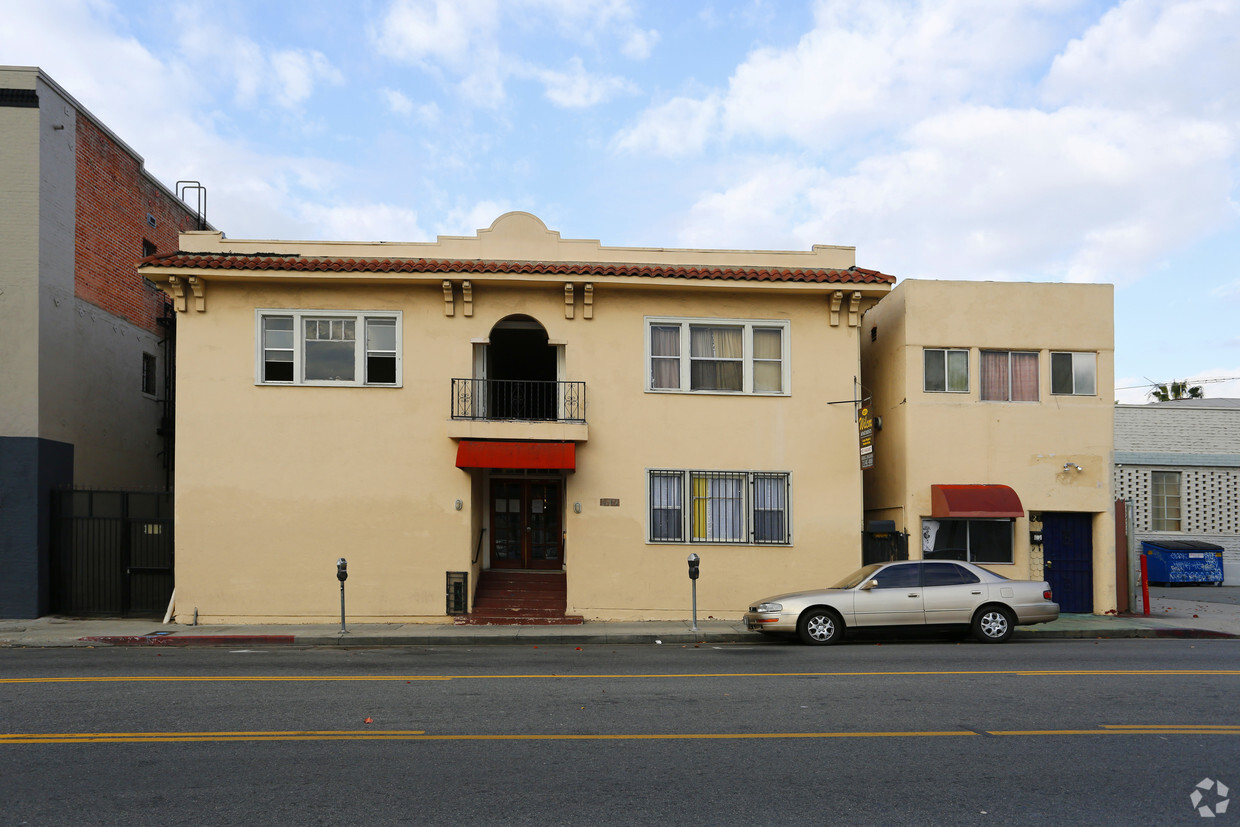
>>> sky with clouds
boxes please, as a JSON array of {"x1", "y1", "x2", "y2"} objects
[{"x1": 3, "y1": 0, "x2": 1237, "y2": 402}]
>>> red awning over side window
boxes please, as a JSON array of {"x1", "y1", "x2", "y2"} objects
[
  {"x1": 455, "y1": 441, "x2": 575, "y2": 470},
  {"x1": 930, "y1": 484, "x2": 1023, "y2": 518}
]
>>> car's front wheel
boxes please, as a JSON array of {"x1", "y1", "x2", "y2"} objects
[
  {"x1": 972, "y1": 605, "x2": 1015, "y2": 643},
  {"x1": 798, "y1": 608, "x2": 844, "y2": 645}
]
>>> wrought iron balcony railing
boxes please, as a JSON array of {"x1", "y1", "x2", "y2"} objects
[{"x1": 451, "y1": 378, "x2": 586, "y2": 423}]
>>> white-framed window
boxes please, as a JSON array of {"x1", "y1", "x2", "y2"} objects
[
  {"x1": 646, "y1": 317, "x2": 789, "y2": 395},
  {"x1": 647, "y1": 469, "x2": 791, "y2": 545},
  {"x1": 1050, "y1": 351, "x2": 1097, "y2": 396},
  {"x1": 1151, "y1": 470, "x2": 1181, "y2": 531},
  {"x1": 980, "y1": 350, "x2": 1038, "y2": 402},
  {"x1": 924, "y1": 348, "x2": 969, "y2": 393},
  {"x1": 921, "y1": 518, "x2": 1013, "y2": 564},
  {"x1": 256, "y1": 309, "x2": 402, "y2": 386}
]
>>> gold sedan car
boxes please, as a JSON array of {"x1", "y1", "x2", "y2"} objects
[{"x1": 744, "y1": 560, "x2": 1059, "y2": 644}]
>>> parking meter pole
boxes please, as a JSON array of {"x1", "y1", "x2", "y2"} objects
[
  {"x1": 687, "y1": 553, "x2": 700, "y2": 632},
  {"x1": 337, "y1": 558, "x2": 349, "y2": 634},
  {"x1": 340, "y1": 581, "x2": 347, "y2": 634},
  {"x1": 691, "y1": 580, "x2": 698, "y2": 632}
]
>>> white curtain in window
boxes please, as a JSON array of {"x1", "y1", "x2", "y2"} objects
[
  {"x1": 752, "y1": 328, "x2": 782, "y2": 392},
  {"x1": 690, "y1": 326, "x2": 743, "y2": 391},
  {"x1": 650, "y1": 326, "x2": 681, "y2": 389}
]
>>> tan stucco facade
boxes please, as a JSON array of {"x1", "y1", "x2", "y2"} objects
[
  {"x1": 860, "y1": 280, "x2": 1117, "y2": 613},
  {"x1": 144, "y1": 213, "x2": 891, "y2": 623}
]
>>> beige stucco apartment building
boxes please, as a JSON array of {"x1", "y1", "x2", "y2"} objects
[
  {"x1": 140, "y1": 212, "x2": 897, "y2": 623},
  {"x1": 860, "y1": 280, "x2": 1117, "y2": 614}
]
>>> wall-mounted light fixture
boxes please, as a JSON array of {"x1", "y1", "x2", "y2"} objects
[
  {"x1": 454, "y1": 499, "x2": 463, "y2": 511},
  {"x1": 573, "y1": 502, "x2": 582, "y2": 514},
  {"x1": 1063, "y1": 463, "x2": 1083, "y2": 472}
]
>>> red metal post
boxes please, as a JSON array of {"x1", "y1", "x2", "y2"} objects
[{"x1": 1140, "y1": 554, "x2": 1150, "y2": 616}]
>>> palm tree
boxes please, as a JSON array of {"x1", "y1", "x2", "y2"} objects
[{"x1": 1149, "y1": 380, "x2": 1204, "y2": 401}]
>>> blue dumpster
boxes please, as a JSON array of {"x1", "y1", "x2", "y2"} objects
[{"x1": 1142, "y1": 540, "x2": 1225, "y2": 585}]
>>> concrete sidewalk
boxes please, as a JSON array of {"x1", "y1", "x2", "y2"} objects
[{"x1": 3, "y1": 586, "x2": 1239, "y2": 648}]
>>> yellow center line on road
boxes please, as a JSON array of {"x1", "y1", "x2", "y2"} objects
[
  {"x1": 3, "y1": 669, "x2": 1239, "y2": 685},
  {"x1": 3, "y1": 726, "x2": 1239, "y2": 745}
]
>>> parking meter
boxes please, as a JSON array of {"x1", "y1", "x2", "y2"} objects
[
  {"x1": 687, "y1": 553, "x2": 700, "y2": 632},
  {"x1": 336, "y1": 558, "x2": 348, "y2": 634}
]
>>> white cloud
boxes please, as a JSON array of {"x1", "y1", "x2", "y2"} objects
[
  {"x1": 381, "y1": 87, "x2": 415, "y2": 116},
  {"x1": 612, "y1": 95, "x2": 721, "y2": 157},
  {"x1": 1212, "y1": 280, "x2": 1240, "y2": 299},
  {"x1": 527, "y1": 57, "x2": 636, "y2": 108},
  {"x1": 174, "y1": 6, "x2": 343, "y2": 110},
  {"x1": 269, "y1": 50, "x2": 343, "y2": 108},
  {"x1": 1042, "y1": 0, "x2": 1240, "y2": 119},
  {"x1": 617, "y1": 0, "x2": 1239, "y2": 288},
  {"x1": 434, "y1": 200, "x2": 515, "y2": 237},
  {"x1": 675, "y1": 102, "x2": 1235, "y2": 283},
  {"x1": 621, "y1": 27, "x2": 659, "y2": 60},
  {"x1": 372, "y1": 0, "x2": 499, "y2": 65},
  {"x1": 371, "y1": 0, "x2": 644, "y2": 107},
  {"x1": 296, "y1": 203, "x2": 426, "y2": 242}
]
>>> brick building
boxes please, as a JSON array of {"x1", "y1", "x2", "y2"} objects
[{"x1": 0, "y1": 66, "x2": 205, "y2": 617}]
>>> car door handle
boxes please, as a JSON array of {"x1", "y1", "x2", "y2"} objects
[
  {"x1": 971, "y1": 590, "x2": 982, "y2": 595},
  {"x1": 907, "y1": 593, "x2": 919, "y2": 598}
]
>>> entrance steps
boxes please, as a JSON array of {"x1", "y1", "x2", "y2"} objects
[{"x1": 455, "y1": 570, "x2": 584, "y2": 626}]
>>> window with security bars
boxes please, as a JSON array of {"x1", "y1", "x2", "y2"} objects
[{"x1": 648, "y1": 470, "x2": 791, "y2": 544}]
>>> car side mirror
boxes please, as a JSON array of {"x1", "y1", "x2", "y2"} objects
[{"x1": 860, "y1": 579, "x2": 878, "y2": 591}]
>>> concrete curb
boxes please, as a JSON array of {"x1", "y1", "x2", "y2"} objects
[{"x1": 59, "y1": 626, "x2": 1239, "y2": 648}]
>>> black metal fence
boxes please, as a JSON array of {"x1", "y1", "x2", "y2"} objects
[
  {"x1": 451, "y1": 378, "x2": 586, "y2": 422},
  {"x1": 862, "y1": 521, "x2": 909, "y2": 565},
  {"x1": 49, "y1": 490, "x2": 174, "y2": 617}
]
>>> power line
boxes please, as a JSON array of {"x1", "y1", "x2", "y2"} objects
[{"x1": 1116, "y1": 377, "x2": 1240, "y2": 391}]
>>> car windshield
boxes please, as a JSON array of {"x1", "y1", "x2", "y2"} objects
[{"x1": 829, "y1": 564, "x2": 885, "y2": 589}]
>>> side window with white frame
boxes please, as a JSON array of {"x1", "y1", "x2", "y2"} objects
[
  {"x1": 1151, "y1": 470, "x2": 1181, "y2": 531},
  {"x1": 257, "y1": 310, "x2": 401, "y2": 386},
  {"x1": 1050, "y1": 351, "x2": 1096, "y2": 396},
  {"x1": 924, "y1": 348, "x2": 969, "y2": 393},
  {"x1": 646, "y1": 317, "x2": 789, "y2": 395},
  {"x1": 648, "y1": 469, "x2": 791, "y2": 545}
]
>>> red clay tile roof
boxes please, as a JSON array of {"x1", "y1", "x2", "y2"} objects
[{"x1": 139, "y1": 252, "x2": 895, "y2": 285}]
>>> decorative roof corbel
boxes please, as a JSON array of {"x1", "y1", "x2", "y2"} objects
[
  {"x1": 187, "y1": 276, "x2": 206, "y2": 312},
  {"x1": 564, "y1": 283, "x2": 575, "y2": 319},
  {"x1": 830, "y1": 291, "x2": 843, "y2": 326},
  {"x1": 442, "y1": 280, "x2": 455, "y2": 317},
  {"x1": 462, "y1": 281, "x2": 473, "y2": 317},
  {"x1": 167, "y1": 275, "x2": 187, "y2": 313},
  {"x1": 849, "y1": 291, "x2": 861, "y2": 327},
  {"x1": 583, "y1": 283, "x2": 594, "y2": 319}
]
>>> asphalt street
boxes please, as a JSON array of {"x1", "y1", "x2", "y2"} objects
[{"x1": 2, "y1": 638, "x2": 1238, "y2": 824}]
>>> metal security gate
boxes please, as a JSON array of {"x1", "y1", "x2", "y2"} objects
[
  {"x1": 1041, "y1": 512, "x2": 1093, "y2": 613},
  {"x1": 49, "y1": 490, "x2": 174, "y2": 616}
]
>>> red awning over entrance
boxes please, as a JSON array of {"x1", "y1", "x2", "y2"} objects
[
  {"x1": 930, "y1": 484, "x2": 1023, "y2": 518},
  {"x1": 455, "y1": 441, "x2": 576, "y2": 470}
]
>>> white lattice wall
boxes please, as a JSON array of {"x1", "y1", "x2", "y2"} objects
[{"x1": 1115, "y1": 467, "x2": 1240, "y2": 534}]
